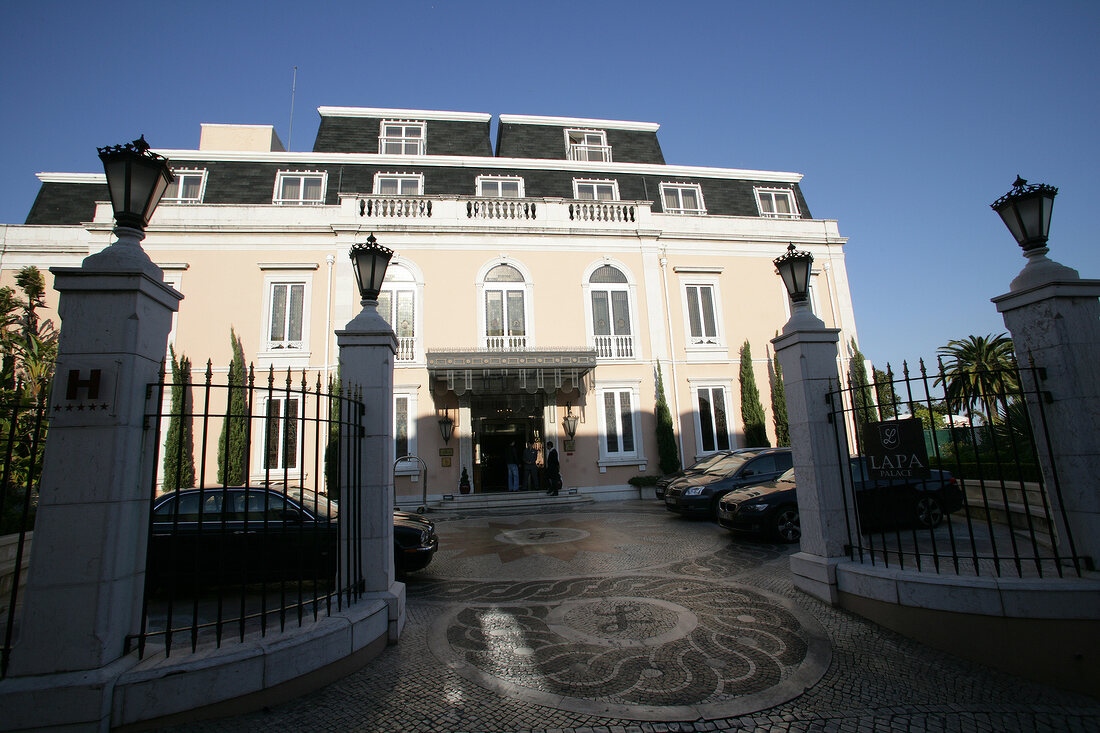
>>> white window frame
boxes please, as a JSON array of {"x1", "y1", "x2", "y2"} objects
[
  {"x1": 379, "y1": 120, "x2": 426, "y2": 155},
  {"x1": 162, "y1": 169, "x2": 208, "y2": 204},
  {"x1": 689, "y1": 380, "x2": 736, "y2": 459},
  {"x1": 273, "y1": 170, "x2": 327, "y2": 206},
  {"x1": 476, "y1": 259, "x2": 534, "y2": 351},
  {"x1": 595, "y1": 380, "x2": 646, "y2": 470},
  {"x1": 565, "y1": 128, "x2": 611, "y2": 162},
  {"x1": 378, "y1": 259, "x2": 424, "y2": 364},
  {"x1": 393, "y1": 387, "x2": 420, "y2": 477},
  {"x1": 581, "y1": 260, "x2": 639, "y2": 362},
  {"x1": 754, "y1": 187, "x2": 800, "y2": 219},
  {"x1": 259, "y1": 264, "x2": 316, "y2": 365},
  {"x1": 476, "y1": 175, "x2": 525, "y2": 198},
  {"x1": 257, "y1": 393, "x2": 304, "y2": 478},
  {"x1": 373, "y1": 173, "x2": 424, "y2": 196},
  {"x1": 659, "y1": 182, "x2": 706, "y2": 215},
  {"x1": 573, "y1": 178, "x2": 619, "y2": 201},
  {"x1": 680, "y1": 276, "x2": 726, "y2": 351}
]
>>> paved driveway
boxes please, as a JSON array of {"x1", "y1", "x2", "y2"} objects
[{"x1": 174, "y1": 500, "x2": 1100, "y2": 732}]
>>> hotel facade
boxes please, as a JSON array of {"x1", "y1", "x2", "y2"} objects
[{"x1": 2, "y1": 106, "x2": 858, "y2": 503}]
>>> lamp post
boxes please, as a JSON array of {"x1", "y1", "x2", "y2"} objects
[
  {"x1": 90, "y1": 136, "x2": 174, "y2": 276},
  {"x1": 773, "y1": 244, "x2": 818, "y2": 332},
  {"x1": 349, "y1": 233, "x2": 394, "y2": 305},
  {"x1": 991, "y1": 176, "x2": 1058, "y2": 255}
]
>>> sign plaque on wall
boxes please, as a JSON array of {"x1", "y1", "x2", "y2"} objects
[
  {"x1": 439, "y1": 447, "x2": 454, "y2": 457},
  {"x1": 863, "y1": 418, "x2": 931, "y2": 480}
]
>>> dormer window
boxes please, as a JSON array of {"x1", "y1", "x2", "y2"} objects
[
  {"x1": 755, "y1": 187, "x2": 799, "y2": 219},
  {"x1": 477, "y1": 176, "x2": 524, "y2": 197},
  {"x1": 566, "y1": 129, "x2": 611, "y2": 162},
  {"x1": 574, "y1": 179, "x2": 619, "y2": 201},
  {"x1": 374, "y1": 173, "x2": 423, "y2": 196},
  {"x1": 274, "y1": 171, "x2": 327, "y2": 205},
  {"x1": 162, "y1": 169, "x2": 207, "y2": 204},
  {"x1": 660, "y1": 183, "x2": 705, "y2": 214},
  {"x1": 380, "y1": 121, "x2": 426, "y2": 155}
]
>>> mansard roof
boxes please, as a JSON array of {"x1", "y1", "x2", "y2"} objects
[{"x1": 21, "y1": 107, "x2": 814, "y2": 224}]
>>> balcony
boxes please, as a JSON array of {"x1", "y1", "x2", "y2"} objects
[
  {"x1": 594, "y1": 334, "x2": 634, "y2": 359},
  {"x1": 483, "y1": 335, "x2": 528, "y2": 351},
  {"x1": 396, "y1": 335, "x2": 416, "y2": 362},
  {"x1": 567, "y1": 143, "x2": 612, "y2": 162}
]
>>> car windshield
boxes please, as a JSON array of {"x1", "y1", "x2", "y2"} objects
[
  {"x1": 700, "y1": 453, "x2": 753, "y2": 475},
  {"x1": 287, "y1": 489, "x2": 338, "y2": 519},
  {"x1": 688, "y1": 453, "x2": 729, "y2": 471}
]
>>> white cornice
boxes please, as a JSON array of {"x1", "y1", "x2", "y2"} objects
[
  {"x1": 147, "y1": 149, "x2": 802, "y2": 183},
  {"x1": 499, "y1": 114, "x2": 659, "y2": 132},
  {"x1": 37, "y1": 172, "x2": 106, "y2": 184},
  {"x1": 317, "y1": 106, "x2": 492, "y2": 123}
]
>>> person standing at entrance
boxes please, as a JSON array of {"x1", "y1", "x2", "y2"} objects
[
  {"x1": 506, "y1": 440, "x2": 521, "y2": 492},
  {"x1": 522, "y1": 441, "x2": 539, "y2": 491},
  {"x1": 545, "y1": 440, "x2": 561, "y2": 496}
]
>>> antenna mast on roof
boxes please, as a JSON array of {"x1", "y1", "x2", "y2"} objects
[{"x1": 288, "y1": 66, "x2": 297, "y2": 151}]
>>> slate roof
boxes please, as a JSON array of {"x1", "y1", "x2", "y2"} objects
[{"x1": 21, "y1": 108, "x2": 814, "y2": 224}]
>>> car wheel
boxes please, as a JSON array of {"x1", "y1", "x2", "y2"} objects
[
  {"x1": 774, "y1": 505, "x2": 801, "y2": 543},
  {"x1": 916, "y1": 496, "x2": 944, "y2": 528}
]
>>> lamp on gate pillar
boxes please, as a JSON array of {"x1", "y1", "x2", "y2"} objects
[
  {"x1": 774, "y1": 243, "x2": 814, "y2": 306},
  {"x1": 94, "y1": 137, "x2": 174, "y2": 272},
  {"x1": 349, "y1": 233, "x2": 394, "y2": 304},
  {"x1": 991, "y1": 176, "x2": 1058, "y2": 254}
]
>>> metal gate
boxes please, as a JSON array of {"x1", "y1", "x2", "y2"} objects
[
  {"x1": 827, "y1": 358, "x2": 1085, "y2": 579},
  {"x1": 128, "y1": 362, "x2": 366, "y2": 658}
]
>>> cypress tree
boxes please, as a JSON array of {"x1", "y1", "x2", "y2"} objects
[
  {"x1": 770, "y1": 345, "x2": 789, "y2": 447},
  {"x1": 849, "y1": 338, "x2": 876, "y2": 433},
  {"x1": 217, "y1": 328, "x2": 249, "y2": 485},
  {"x1": 739, "y1": 340, "x2": 770, "y2": 447},
  {"x1": 163, "y1": 345, "x2": 195, "y2": 490},
  {"x1": 654, "y1": 361, "x2": 680, "y2": 474}
]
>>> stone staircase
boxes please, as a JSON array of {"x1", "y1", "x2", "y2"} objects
[
  {"x1": 418, "y1": 489, "x2": 594, "y2": 513},
  {"x1": 960, "y1": 479, "x2": 1055, "y2": 547}
]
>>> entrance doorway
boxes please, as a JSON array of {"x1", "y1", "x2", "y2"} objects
[{"x1": 471, "y1": 394, "x2": 545, "y2": 492}]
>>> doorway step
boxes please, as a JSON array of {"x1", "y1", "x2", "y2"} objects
[{"x1": 431, "y1": 490, "x2": 593, "y2": 512}]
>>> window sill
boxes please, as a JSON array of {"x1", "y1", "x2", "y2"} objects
[
  {"x1": 597, "y1": 456, "x2": 647, "y2": 473},
  {"x1": 684, "y1": 344, "x2": 727, "y2": 362}
]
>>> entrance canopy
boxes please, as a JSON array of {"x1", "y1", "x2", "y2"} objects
[{"x1": 427, "y1": 348, "x2": 596, "y2": 397}]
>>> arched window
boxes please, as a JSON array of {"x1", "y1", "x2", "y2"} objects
[
  {"x1": 379, "y1": 263, "x2": 420, "y2": 362},
  {"x1": 588, "y1": 265, "x2": 634, "y2": 359},
  {"x1": 483, "y1": 264, "x2": 527, "y2": 350}
]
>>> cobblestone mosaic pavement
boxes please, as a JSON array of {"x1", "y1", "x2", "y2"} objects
[{"x1": 172, "y1": 501, "x2": 1100, "y2": 732}]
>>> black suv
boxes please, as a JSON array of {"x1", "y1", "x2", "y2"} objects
[{"x1": 663, "y1": 447, "x2": 793, "y2": 519}]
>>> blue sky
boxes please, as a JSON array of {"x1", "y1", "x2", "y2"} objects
[{"x1": 1, "y1": 0, "x2": 1097, "y2": 369}]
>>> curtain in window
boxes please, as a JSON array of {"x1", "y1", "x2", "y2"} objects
[
  {"x1": 507, "y1": 291, "x2": 525, "y2": 336},
  {"x1": 611, "y1": 291, "x2": 630, "y2": 335},
  {"x1": 281, "y1": 177, "x2": 301, "y2": 201},
  {"x1": 592, "y1": 291, "x2": 611, "y2": 336},
  {"x1": 303, "y1": 177, "x2": 322, "y2": 202},
  {"x1": 486, "y1": 291, "x2": 504, "y2": 337},
  {"x1": 619, "y1": 391, "x2": 635, "y2": 452},
  {"x1": 604, "y1": 391, "x2": 618, "y2": 453},
  {"x1": 180, "y1": 175, "x2": 201, "y2": 199}
]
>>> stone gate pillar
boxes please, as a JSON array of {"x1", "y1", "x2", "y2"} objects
[
  {"x1": 772, "y1": 306, "x2": 848, "y2": 604},
  {"x1": 993, "y1": 248, "x2": 1100, "y2": 567},
  {"x1": 336, "y1": 299, "x2": 406, "y2": 642},
  {"x1": 0, "y1": 231, "x2": 181, "y2": 727}
]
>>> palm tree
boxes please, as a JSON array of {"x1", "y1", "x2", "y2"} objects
[{"x1": 935, "y1": 334, "x2": 1018, "y2": 422}]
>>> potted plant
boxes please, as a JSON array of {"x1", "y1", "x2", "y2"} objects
[{"x1": 459, "y1": 467, "x2": 471, "y2": 494}]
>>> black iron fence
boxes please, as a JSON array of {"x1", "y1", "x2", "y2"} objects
[
  {"x1": 0, "y1": 384, "x2": 48, "y2": 678},
  {"x1": 128, "y1": 362, "x2": 365, "y2": 659},
  {"x1": 828, "y1": 358, "x2": 1086, "y2": 579}
]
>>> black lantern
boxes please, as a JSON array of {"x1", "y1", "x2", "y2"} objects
[
  {"x1": 438, "y1": 414, "x2": 454, "y2": 444},
  {"x1": 991, "y1": 176, "x2": 1058, "y2": 252},
  {"x1": 562, "y1": 403, "x2": 579, "y2": 439},
  {"x1": 773, "y1": 244, "x2": 814, "y2": 303},
  {"x1": 97, "y1": 136, "x2": 174, "y2": 231},
  {"x1": 349, "y1": 233, "x2": 394, "y2": 302}
]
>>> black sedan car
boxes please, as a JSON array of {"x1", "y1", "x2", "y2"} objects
[
  {"x1": 663, "y1": 447, "x2": 793, "y2": 518},
  {"x1": 716, "y1": 459, "x2": 962, "y2": 542},
  {"x1": 654, "y1": 450, "x2": 738, "y2": 500},
  {"x1": 149, "y1": 487, "x2": 437, "y2": 586}
]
